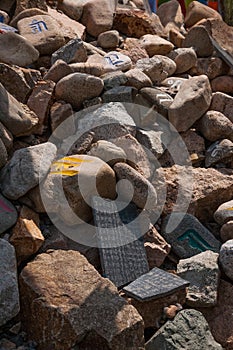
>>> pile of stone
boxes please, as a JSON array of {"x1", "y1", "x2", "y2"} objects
[{"x1": 0, "y1": 0, "x2": 233, "y2": 349}]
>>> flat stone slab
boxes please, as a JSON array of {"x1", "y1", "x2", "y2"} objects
[
  {"x1": 161, "y1": 213, "x2": 221, "y2": 258},
  {"x1": 123, "y1": 267, "x2": 189, "y2": 302},
  {"x1": 92, "y1": 196, "x2": 149, "y2": 287}
]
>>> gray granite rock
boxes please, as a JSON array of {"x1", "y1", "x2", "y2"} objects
[
  {"x1": 161, "y1": 213, "x2": 221, "y2": 258},
  {"x1": 0, "y1": 239, "x2": 20, "y2": 327},
  {"x1": 51, "y1": 37, "x2": 87, "y2": 65},
  {"x1": 205, "y1": 139, "x2": 233, "y2": 168},
  {"x1": 102, "y1": 71, "x2": 128, "y2": 90},
  {"x1": 0, "y1": 142, "x2": 57, "y2": 200},
  {"x1": 219, "y1": 240, "x2": 233, "y2": 281},
  {"x1": 145, "y1": 309, "x2": 223, "y2": 350},
  {"x1": 177, "y1": 250, "x2": 220, "y2": 307},
  {"x1": 102, "y1": 86, "x2": 137, "y2": 103},
  {"x1": 0, "y1": 193, "x2": 18, "y2": 234}
]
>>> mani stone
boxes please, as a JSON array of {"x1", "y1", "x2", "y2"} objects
[
  {"x1": 19, "y1": 250, "x2": 145, "y2": 349},
  {"x1": 161, "y1": 213, "x2": 221, "y2": 259},
  {"x1": 0, "y1": 239, "x2": 20, "y2": 327},
  {"x1": 123, "y1": 267, "x2": 189, "y2": 302},
  {"x1": 177, "y1": 250, "x2": 220, "y2": 307},
  {"x1": 92, "y1": 196, "x2": 149, "y2": 287},
  {"x1": 145, "y1": 309, "x2": 223, "y2": 350},
  {"x1": 0, "y1": 193, "x2": 18, "y2": 234},
  {"x1": 17, "y1": 15, "x2": 65, "y2": 55},
  {"x1": 214, "y1": 199, "x2": 233, "y2": 225}
]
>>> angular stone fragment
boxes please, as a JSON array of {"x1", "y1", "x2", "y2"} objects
[
  {"x1": 136, "y1": 128, "x2": 167, "y2": 159},
  {"x1": 157, "y1": 0, "x2": 183, "y2": 29},
  {"x1": 57, "y1": 0, "x2": 84, "y2": 21},
  {"x1": 136, "y1": 56, "x2": 168, "y2": 84},
  {"x1": 81, "y1": 0, "x2": 115, "y2": 37},
  {"x1": 10, "y1": 206, "x2": 44, "y2": 263},
  {"x1": 0, "y1": 239, "x2": 20, "y2": 327},
  {"x1": 14, "y1": 0, "x2": 47, "y2": 16},
  {"x1": 102, "y1": 71, "x2": 128, "y2": 90},
  {"x1": 168, "y1": 47, "x2": 197, "y2": 74},
  {"x1": 102, "y1": 86, "x2": 137, "y2": 103},
  {"x1": 140, "y1": 34, "x2": 174, "y2": 56},
  {"x1": 114, "y1": 162, "x2": 157, "y2": 210},
  {"x1": 0, "y1": 194, "x2": 18, "y2": 234},
  {"x1": 27, "y1": 80, "x2": 55, "y2": 135},
  {"x1": 55, "y1": 73, "x2": 104, "y2": 110},
  {"x1": 113, "y1": 8, "x2": 165, "y2": 38},
  {"x1": 17, "y1": 15, "x2": 65, "y2": 55},
  {"x1": 198, "y1": 280, "x2": 233, "y2": 350},
  {"x1": 183, "y1": 26, "x2": 214, "y2": 57},
  {"x1": 198, "y1": 110, "x2": 233, "y2": 142},
  {"x1": 185, "y1": 0, "x2": 221, "y2": 27},
  {"x1": 0, "y1": 32, "x2": 39, "y2": 67},
  {"x1": 19, "y1": 250, "x2": 145, "y2": 349},
  {"x1": 0, "y1": 83, "x2": 38, "y2": 137},
  {"x1": 210, "y1": 92, "x2": 233, "y2": 123},
  {"x1": 177, "y1": 250, "x2": 220, "y2": 307},
  {"x1": 145, "y1": 309, "x2": 223, "y2": 350},
  {"x1": 43, "y1": 59, "x2": 73, "y2": 83},
  {"x1": 168, "y1": 75, "x2": 212, "y2": 132},
  {"x1": 161, "y1": 212, "x2": 220, "y2": 258},
  {"x1": 140, "y1": 87, "x2": 173, "y2": 118},
  {"x1": 51, "y1": 38, "x2": 87, "y2": 65},
  {"x1": 189, "y1": 57, "x2": 227, "y2": 80},
  {"x1": 0, "y1": 142, "x2": 57, "y2": 200}
]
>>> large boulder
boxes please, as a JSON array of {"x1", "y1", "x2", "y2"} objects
[{"x1": 19, "y1": 250, "x2": 145, "y2": 349}]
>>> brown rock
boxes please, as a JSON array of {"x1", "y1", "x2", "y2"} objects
[
  {"x1": 114, "y1": 162, "x2": 157, "y2": 210},
  {"x1": 197, "y1": 110, "x2": 233, "y2": 142},
  {"x1": 0, "y1": 63, "x2": 33, "y2": 103},
  {"x1": 122, "y1": 37, "x2": 149, "y2": 64},
  {"x1": 57, "y1": 0, "x2": 84, "y2": 21},
  {"x1": 168, "y1": 75, "x2": 212, "y2": 132},
  {"x1": 50, "y1": 101, "x2": 75, "y2": 140},
  {"x1": 189, "y1": 57, "x2": 227, "y2": 80},
  {"x1": 181, "y1": 129, "x2": 205, "y2": 165},
  {"x1": 0, "y1": 122, "x2": 13, "y2": 154},
  {"x1": 113, "y1": 8, "x2": 165, "y2": 39},
  {"x1": 220, "y1": 221, "x2": 233, "y2": 242},
  {"x1": 157, "y1": 0, "x2": 184, "y2": 29},
  {"x1": 10, "y1": 207, "x2": 44, "y2": 264},
  {"x1": 55, "y1": 73, "x2": 104, "y2": 110},
  {"x1": 185, "y1": 1, "x2": 221, "y2": 28},
  {"x1": 81, "y1": 0, "x2": 114, "y2": 37},
  {"x1": 97, "y1": 30, "x2": 120, "y2": 49},
  {"x1": 10, "y1": 8, "x2": 47, "y2": 27},
  {"x1": 125, "y1": 68, "x2": 153, "y2": 89},
  {"x1": 0, "y1": 0, "x2": 15, "y2": 14},
  {"x1": 27, "y1": 80, "x2": 55, "y2": 135},
  {"x1": 125, "y1": 287, "x2": 187, "y2": 328},
  {"x1": 43, "y1": 59, "x2": 73, "y2": 83},
  {"x1": 19, "y1": 250, "x2": 145, "y2": 349},
  {"x1": 144, "y1": 224, "x2": 171, "y2": 269},
  {"x1": 140, "y1": 34, "x2": 174, "y2": 56},
  {"x1": 14, "y1": 0, "x2": 47, "y2": 16},
  {"x1": 48, "y1": 8, "x2": 86, "y2": 41},
  {"x1": 17, "y1": 15, "x2": 65, "y2": 55},
  {"x1": 211, "y1": 76, "x2": 233, "y2": 94},
  {"x1": 198, "y1": 280, "x2": 233, "y2": 350},
  {"x1": 210, "y1": 92, "x2": 233, "y2": 123},
  {"x1": 160, "y1": 165, "x2": 233, "y2": 222},
  {"x1": 169, "y1": 27, "x2": 185, "y2": 47},
  {"x1": 182, "y1": 25, "x2": 213, "y2": 57},
  {"x1": 168, "y1": 48, "x2": 197, "y2": 74}
]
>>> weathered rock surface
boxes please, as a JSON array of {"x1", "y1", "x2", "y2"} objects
[
  {"x1": 0, "y1": 239, "x2": 20, "y2": 327},
  {"x1": 19, "y1": 250, "x2": 145, "y2": 349},
  {"x1": 219, "y1": 239, "x2": 233, "y2": 281},
  {"x1": 0, "y1": 193, "x2": 18, "y2": 234},
  {"x1": 168, "y1": 75, "x2": 212, "y2": 132},
  {"x1": 177, "y1": 251, "x2": 220, "y2": 307},
  {"x1": 145, "y1": 309, "x2": 223, "y2": 350},
  {"x1": 0, "y1": 142, "x2": 57, "y2": 200}
]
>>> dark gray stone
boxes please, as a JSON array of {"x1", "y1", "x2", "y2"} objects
[
  {"x1": 102, "y1": 86, "x2": 137, "y2": 103},
  {"x1": 92, "y1": 196, "x2": 149, "y2": 287},
  {"x1": 0, "y1": 193, "x2": 17, "y2": 234},
  {"x1": 123, "y1": 267, "x2": 189, "y2": 301},
  {"x1": 51, "y1": 38, "x2": 87, "y2": 65},
  {"x1": 0, "y1": 239, "x2": 20, "y2": 327},
  {"x1": 161, "y1": 213, "x2": 221, "y2": 258},
  {"x1": 102, "y1": 71, "x2": 128, "y2": 90},
  {"x1": 145, "y1": 309, "x2": 223, "y2": 350},
  {"x1": 177, "y1": 250, "x2": 220, "y2": 307},
  {"x1": 136, "y1": 128, "x2": 167, "y2": 159}
]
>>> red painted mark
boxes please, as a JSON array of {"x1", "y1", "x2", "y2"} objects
[{"x1": 0, "y1": 198, "x2": 14, "y2": 213}]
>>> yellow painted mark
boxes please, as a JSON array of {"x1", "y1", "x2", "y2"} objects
[
  {"x1": 50, "y1": 156, "x2": 92, "y2": 177},
  {"x1": 226, "y1": 207, "x2": 233, "y2": 211}
]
